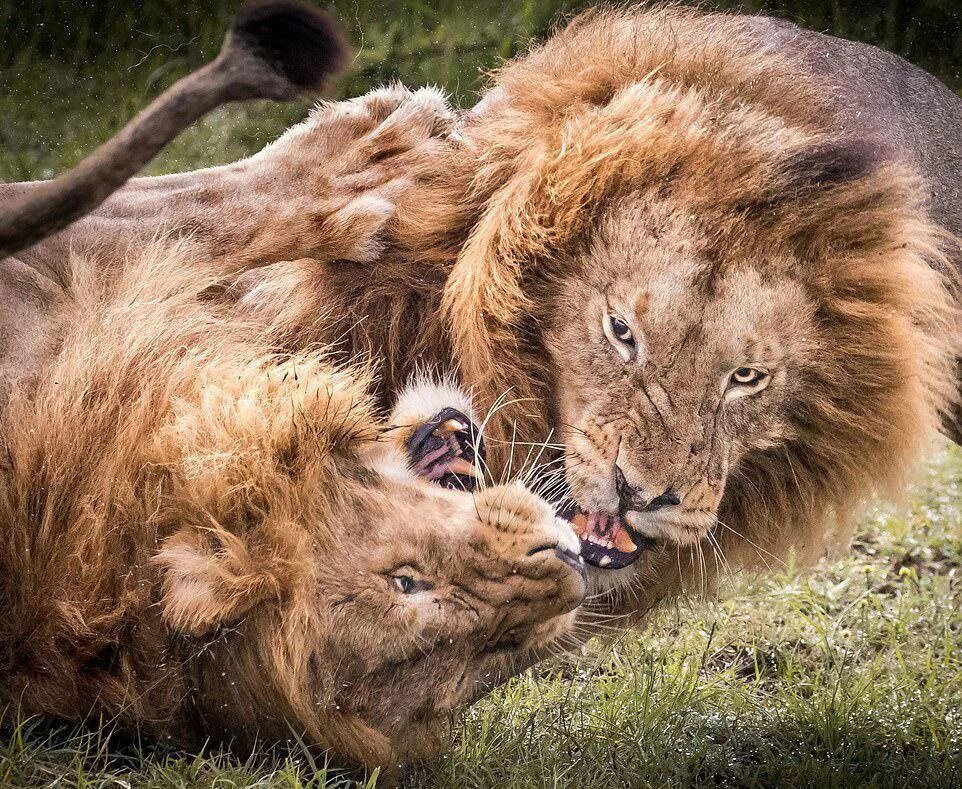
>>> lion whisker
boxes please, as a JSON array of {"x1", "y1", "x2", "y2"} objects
[
  {"x1": 715, "y1": 518, "x2": 787, "y2": 571},
  {"x1": 706, "y1": 529, "x2": 739, "y2": 591}
]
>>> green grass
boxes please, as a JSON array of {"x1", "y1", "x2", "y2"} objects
[
  {"x1": 0, "y1": 0, "x2": 587, "y2": 181},
  {"x1": 2, "y1": 1, "x2": 961, "y2": 786},
  {"x1": 3, "y1": 445, "x2": 960, "y2": 787}
]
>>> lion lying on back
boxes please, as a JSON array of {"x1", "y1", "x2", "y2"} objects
[{"x1": 0, "y1": 234, "x2": 585, "y2": 767}]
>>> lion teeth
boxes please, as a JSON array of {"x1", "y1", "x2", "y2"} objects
[
  {"x1": 438, "y1": 418, "x2": 467, "y2": 434},
  {"x1": 613, "y1": 526, "x2": 638, "y2": 554},
  {"x1": 599, "y1": 555, "x2": 612, "y2": 567}
]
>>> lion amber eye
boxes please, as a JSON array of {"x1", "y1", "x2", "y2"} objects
[
  {"x1": 730, "y1": 367, "x2": 769, "y2": 387},
  {"x1": 392, "y1": 574, "x2": 432, "y2": 594},
  {"x1": 609, "y1": 315, "x2": 634, "y2": 345},
  {"x1": 603, "y1": 313, "x2": 637, "y2": 362}
]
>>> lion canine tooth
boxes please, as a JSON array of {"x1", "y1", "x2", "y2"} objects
[
  {"x1": 613, "y1": 526, "x2": 638, "y2": 554},
  {"x1": 599, "y1": 555, "x2": 612, "y2": 567},
  {"x1": 571, "y1": 512, "x2": 589, "y2": 537},
  {"x1": 438, "y1": 418, "x2": 467, "y2": 434}
]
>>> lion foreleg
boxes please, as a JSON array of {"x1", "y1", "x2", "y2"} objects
[{"x1": 16, "y1": 85, "x2": 454, "y2": 285}]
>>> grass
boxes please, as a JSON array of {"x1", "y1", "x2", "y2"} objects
[
  {"x1": 2, "y1": 1, "x2": 961, "y2": 786},
  {"x1": 3, "y1": 445, "x2": 960, "y2": 787},
  {"x1": 0, "y1": 0, "x2": 586, "y2": 181},
  {"x1": 421, "y1": 446, "x2": 962, "y2": 788}
]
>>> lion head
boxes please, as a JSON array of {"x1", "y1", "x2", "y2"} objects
[
  {"x1": 156, "y1": 461, "x2": 583, "y2": 766},
  {"x1": 438, "y1": 6, "x2": 960, "y2": 605},
  {"x1": 147, "y1": 370, "x2": 587, "y2": 767},
  {"x1": 0, "y1": 246, "x2": 584, "y2": 769}
]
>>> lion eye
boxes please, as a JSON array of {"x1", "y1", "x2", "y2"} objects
[
  {"x1": 726, "y1": 367, "x2": 771, "y2": 397},
  {"x1": 603, "y1": 313, "x2": 637, "y2": 362},
  {"x1": 609, "y1": 315, "x2": 634, "y2": 344},
  {"x1": 392, "y1": 574, "x2": 431, "y2": 594},
  {"x1": 394, "y1": 575, "x2": 416, "y2": 593}
]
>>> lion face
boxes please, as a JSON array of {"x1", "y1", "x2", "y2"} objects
[
  {"x1": 542, "y1": 200, "x2": 823, "y2": 572},
  {"x1": 311, "y1": 478, "x2": 584, "y2": 744},
  {"x1": 178, "y1": 476, "x2": 584, "y2": 766},
  {"x1": 154, "y1": 376, "x2": 585, "y2": 766}
]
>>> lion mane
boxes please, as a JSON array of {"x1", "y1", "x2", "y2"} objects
[{"x1": 421, "y1": 5, "x2": 960, "y2": 604}]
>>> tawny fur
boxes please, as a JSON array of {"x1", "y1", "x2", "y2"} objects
[
  {"x1": 433, "y1": 6, "x2": 961, "y2": 610},
  {"x1": 7, "y1": 5, "x2": 959, "y2": 635},
  {"x1": 0, "y1": 237, "x2": 584, "y2": 767}
]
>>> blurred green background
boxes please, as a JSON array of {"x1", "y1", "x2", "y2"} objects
[{"x1": 1, "y1": 0, "x2": 960, "y2": 181}]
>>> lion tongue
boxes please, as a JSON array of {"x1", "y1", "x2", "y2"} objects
[{"x1": 571, "y1": 511, "x2": 640, "y2": 567}]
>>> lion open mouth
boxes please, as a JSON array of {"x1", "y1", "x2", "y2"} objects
[
  {"x1": 405, "y1": 409, "x2": 654, "y2": 570},
  {"x1": 406, "y1": 407, "x2": 485, "y2": 491},
  {"x1": 558, "y1": 504, "x2": 655, "y2": 569}
]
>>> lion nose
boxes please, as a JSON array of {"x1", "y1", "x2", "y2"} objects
[{"x1": 615, "y1": 465, "x2": 680, "y2": 512}]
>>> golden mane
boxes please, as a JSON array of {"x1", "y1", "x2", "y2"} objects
[
  {"x1": 437, "y1": 4, "x2": 960, "y2": 579},
  {"x1": 0, "y1": 236, "x2": 586, "y2": 766}
]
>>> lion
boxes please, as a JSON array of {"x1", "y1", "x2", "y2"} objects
[
  {"x1": 0, "y1": 231, "x2": 586, "y2": 768},
  {"x1": 0, "y1": 3, "x2": 587, "y2": 773},
  {"x1": 11, "y1": 5, "x2": 961, "y2": 624},
  {"x1": 436, "y1": 5, "x2": 962, "y2": 609}
]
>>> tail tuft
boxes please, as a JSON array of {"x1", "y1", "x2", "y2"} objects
[{"x1": 232, "y1": 0, "x2": 350, "y2": 92}]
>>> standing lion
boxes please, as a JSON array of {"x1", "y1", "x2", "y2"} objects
[{"x1": 9, "y1": 5, "x2": 961, "y2": 626}]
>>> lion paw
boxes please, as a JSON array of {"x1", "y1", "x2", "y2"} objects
[
  {"x1": 250, "y1": 84, "x2": 455, "y2": 265},
  {"x1": 297, "y1": 83, "x2": 454, "y2": 184}
]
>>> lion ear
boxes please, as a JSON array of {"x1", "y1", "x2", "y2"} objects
[
  {"x1": 754, "y1": 137, "x2": 911, "y2": 258},
  {"x1": 153, "y1": 527, "x2": 283, "y2": 636}
]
